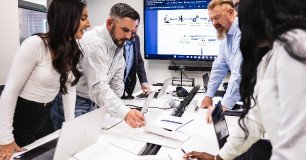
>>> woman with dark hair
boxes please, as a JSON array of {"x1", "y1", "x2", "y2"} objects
[
  {"x1": 0, "y1": 0, "x2": 90, "y2": 159},
  {"x1": 237, "y1": 0, "x2": 306, "y2": 159},
  {"x1": 184, "y1": 0, "x2": 306, "y2": 159}
]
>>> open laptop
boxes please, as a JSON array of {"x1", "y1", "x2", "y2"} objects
[
  {"x1": 136, "y1": 77, "x2": 172, "y2": 99},
  {"x1": 202, "y1": 73, "x2": 209, "y2": 92},
  {"x1": 212, "y1": 101, "x2": 272, "y2": 160},
  {"x1": 211, "y1": 101, "x2": 229, "y2": 149},
  {"x1": 14, "y1": 107, "x2": 107, "y2": 160},
  {"x1": 140, "y1": 91, "x2": 156, "y2": 113}
]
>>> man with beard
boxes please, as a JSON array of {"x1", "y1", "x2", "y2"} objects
[
  {"x1": 51, "y1": 3, "x2": 145, "y2": 129},
  {"x1": 200, "y1": 0, "x2": 242, "y2": 124}
]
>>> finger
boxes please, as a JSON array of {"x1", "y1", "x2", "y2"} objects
[
  {"x1": 184, "y1": 151, "x2": 196, "y2": 157},
  {"x1": 127, "y1": 120, "x2": 137, "y2": 128},
  {"x1": 4, "y1": 153, "x2": 12, "y2": 160},
  {"x1": 132, "y1": 113, "x2": 145, "y2": 126},
  {"x1": 128, "y1": 118, "x2": 139, "y2": 128},
  {"x1": 208, "y1": 114, "x2": 212, "y2": 124},
  {"x1": 14, "y1": 145, "x2": 24, "y2": 152},
  {"x1": 133, "y1": 110, "x2": 145, "y2": 121},
  {"x1": 0, "y1": 153, "x2": 7, "y2": 159},
  {"x1": 201, "y1": 101, "x2": 206, "y2": 108},
  {"x1": 206, "y1": 111, "x2": 210, "y2": 123}
]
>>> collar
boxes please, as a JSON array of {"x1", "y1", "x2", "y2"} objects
[
  {"x1": 227, "y1": 17, "x2": 239, "y2": 36},
  {"x1": 95, "y1": 24, "x2": 119, "y2": 51},
  {"x1": 125, "y1": 38, "x2": 135, "y2": 46}
]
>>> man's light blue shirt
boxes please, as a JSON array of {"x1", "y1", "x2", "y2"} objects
[
  {"x1": 206, "y1": 17, "x2": 242, "y2": 109},
  {"x1": 124, "y1": 40, "x2": 134, "y2": 82}
]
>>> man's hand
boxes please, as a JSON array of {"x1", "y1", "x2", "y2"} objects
[
  {"x1": 201, "y1": 96, "x2": 213, "y2": 108},
  {"x1": 141, "y1": 83, "x2": 151, "y2": 94},
  {"x1": 0, "y1": 141, "x2": 24, "y2": 160},
  {"x1": 124, "y1": 109, "x2": 145, "y2": 128},
  {"x1": 206, "y1": 105, "x2": 227, "y2": 124},
  {"x1": 183, "y1": 151, "x2": 216, "y2": 160}
]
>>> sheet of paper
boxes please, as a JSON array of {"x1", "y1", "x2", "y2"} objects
[
  {"x1": 123, "y1": 155, "x2": 171, "y2": 160},
  {"x1": 102, "y1": 113, "x2": 123, "y2": 130},
  {"x1": 155, "y1": 115, "x2": 193, "y2": 131},
  {"x1": 131, "y1": 117, "x2": 190, "y2": 148},
  {"x1": 109, "y1": 138, "x2": 147, "y2": 155},
  {"x1": 144, "y1": 117, "x2": 190, "y2": 141},
  {"x1": 131, "y1": 132, "x2": 182, "y2": 149},
  {"x1": 178, "y1": 109, "x2": 215, "y2": 137}
]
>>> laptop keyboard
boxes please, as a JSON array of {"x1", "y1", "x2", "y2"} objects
[
  {"x1": 14, "y1": 138, "x2": 58, "y2": 160},
  {"x1": 32, "y1": 148, "x2": 55, "y2": 160}
]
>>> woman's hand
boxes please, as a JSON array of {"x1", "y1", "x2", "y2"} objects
[{"x1": 0, "y1": 141, "x2": 24, "y2": 160}]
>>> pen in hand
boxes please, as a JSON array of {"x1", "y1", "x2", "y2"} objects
[{"x1": 181, "y1": 148, "x2": 192, "y2": 160}]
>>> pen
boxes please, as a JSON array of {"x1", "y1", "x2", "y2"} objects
[
  {"x1": 194, "y1": 106, "x2": 199, "y2": 111},
  {"x1": 168, "y1": 154, "x2": 173, "y2": 160},
  {"x1": 161, "y1": 119, "x2": 183, "y2": 124},
  {"x1": 181, "y1": 148, "x2": 187, "y2": 153},
  {"x1": 181, "y1": 148, "x2": 192, "y2": 160}
]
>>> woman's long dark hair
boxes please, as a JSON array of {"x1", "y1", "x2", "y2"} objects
[
  {"x1": 238, "y1": 0, "x2": 306, "y2": 138},
  {"x1": 36, "y1": 0, "x2": 86, "y2": 94}
]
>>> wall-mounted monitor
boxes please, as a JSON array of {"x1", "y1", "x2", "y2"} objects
[{"x1": 144, "y1": 0, "x2": 220, "y2": 61}]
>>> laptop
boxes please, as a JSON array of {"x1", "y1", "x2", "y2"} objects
[
  {"x1": 136, "y1": 77, "x2": 172, "y2": 99},
  {"x1": 211, "y1": 101, "x2": 229, "y2": 149},
  {"x1": 141, "y1": 91, "x2": 156, "y2": 114},
  {"x1": 14, "y1": 107, "x2": 107, "y2": 160},
  {"x1": 202, "y1": 73, "x2": 209, "y2": 92},
  {"x1": 212, "y1": 101, "x2": 272, "y2": 160}
]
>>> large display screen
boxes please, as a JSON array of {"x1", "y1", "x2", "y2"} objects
[{"x1": 144, "y1": 0, "x2": 220, "y2": 61}]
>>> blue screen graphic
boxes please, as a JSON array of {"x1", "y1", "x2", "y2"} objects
[{"x1": 144, "y1": 0, "x2": 220, "y2": 61}]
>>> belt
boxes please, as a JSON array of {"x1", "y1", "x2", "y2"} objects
[{"x1": 18, "y1": 97, "x2": 53, "y2": 107}]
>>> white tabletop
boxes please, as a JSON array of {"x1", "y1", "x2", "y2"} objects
[{"x1": 13, "y1": 85, "x2": 241, "y2": 160}]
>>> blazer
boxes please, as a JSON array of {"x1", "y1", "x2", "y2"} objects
[{"x1": 124, "y1": 34, "x2": 148, "y2": 95}]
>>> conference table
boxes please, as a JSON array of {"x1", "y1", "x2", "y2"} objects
[{"x1": 13, "y1": 85, "x2": 240, "y2": 160}]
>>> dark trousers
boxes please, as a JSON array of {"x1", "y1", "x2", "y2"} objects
[
  {"x1": 13, "y1": 97, "x2": 54, "y2": 147},
  {"x1": 50, "y1": 94, "x2": 95, "y2": 130}
]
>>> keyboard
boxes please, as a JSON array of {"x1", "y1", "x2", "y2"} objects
[
  {"x1": 32, "y1": 148, "x2": 55, "y2": 160},
  {"x1": 172, "y1": 85, "x2": 200, "y2": 117},
  {"x1": 136, "y1": 91, "x2": 159, "y2": 98},
  {"x1": 136, "y1": 93, "x2": 149, "y2": 98},
  {"x1": 215, "y1": 90, "x2": 226, "y2": 97},
  {"x1": 14, "y1": 138, "x2": 58, "y2": 160}
]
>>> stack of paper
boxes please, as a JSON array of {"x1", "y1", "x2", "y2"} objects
[{"x1": 131, "y1": 118, "x2": 190, "y2": 148}]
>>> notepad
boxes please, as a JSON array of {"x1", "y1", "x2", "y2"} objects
[
  {"x1": 131, "y1": 118, "x2": 190, "y2": 148},
  {"x1": 155, "y1": 115, "x2": 193, "y2": 131}
]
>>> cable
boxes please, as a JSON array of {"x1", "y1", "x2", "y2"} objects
[{"x1": 170, "y1": 60, "x2": 178, "y2": 71}]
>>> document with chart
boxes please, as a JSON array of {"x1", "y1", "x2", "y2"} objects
[{"x1": 131, "y1": 117, "x2": 190, "y2": 148}]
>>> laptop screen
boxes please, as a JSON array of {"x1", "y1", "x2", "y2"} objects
[
  {"x1": 156, "y1": 77, "x2": 172, "y2": 98},
  {"x1": 212, "y1": 101, "x2": 229, "y2": 149},
  {"x1": 13, "y1": 107, "x2": 107, "y2": 160}
]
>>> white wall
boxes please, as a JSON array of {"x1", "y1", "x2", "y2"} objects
[
  {"x1": 87, "y1": 0, "x2": 228, "y2": 91},
  {"x1": 0, "y1": 0, "x2": 20, "y2": 85}
]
